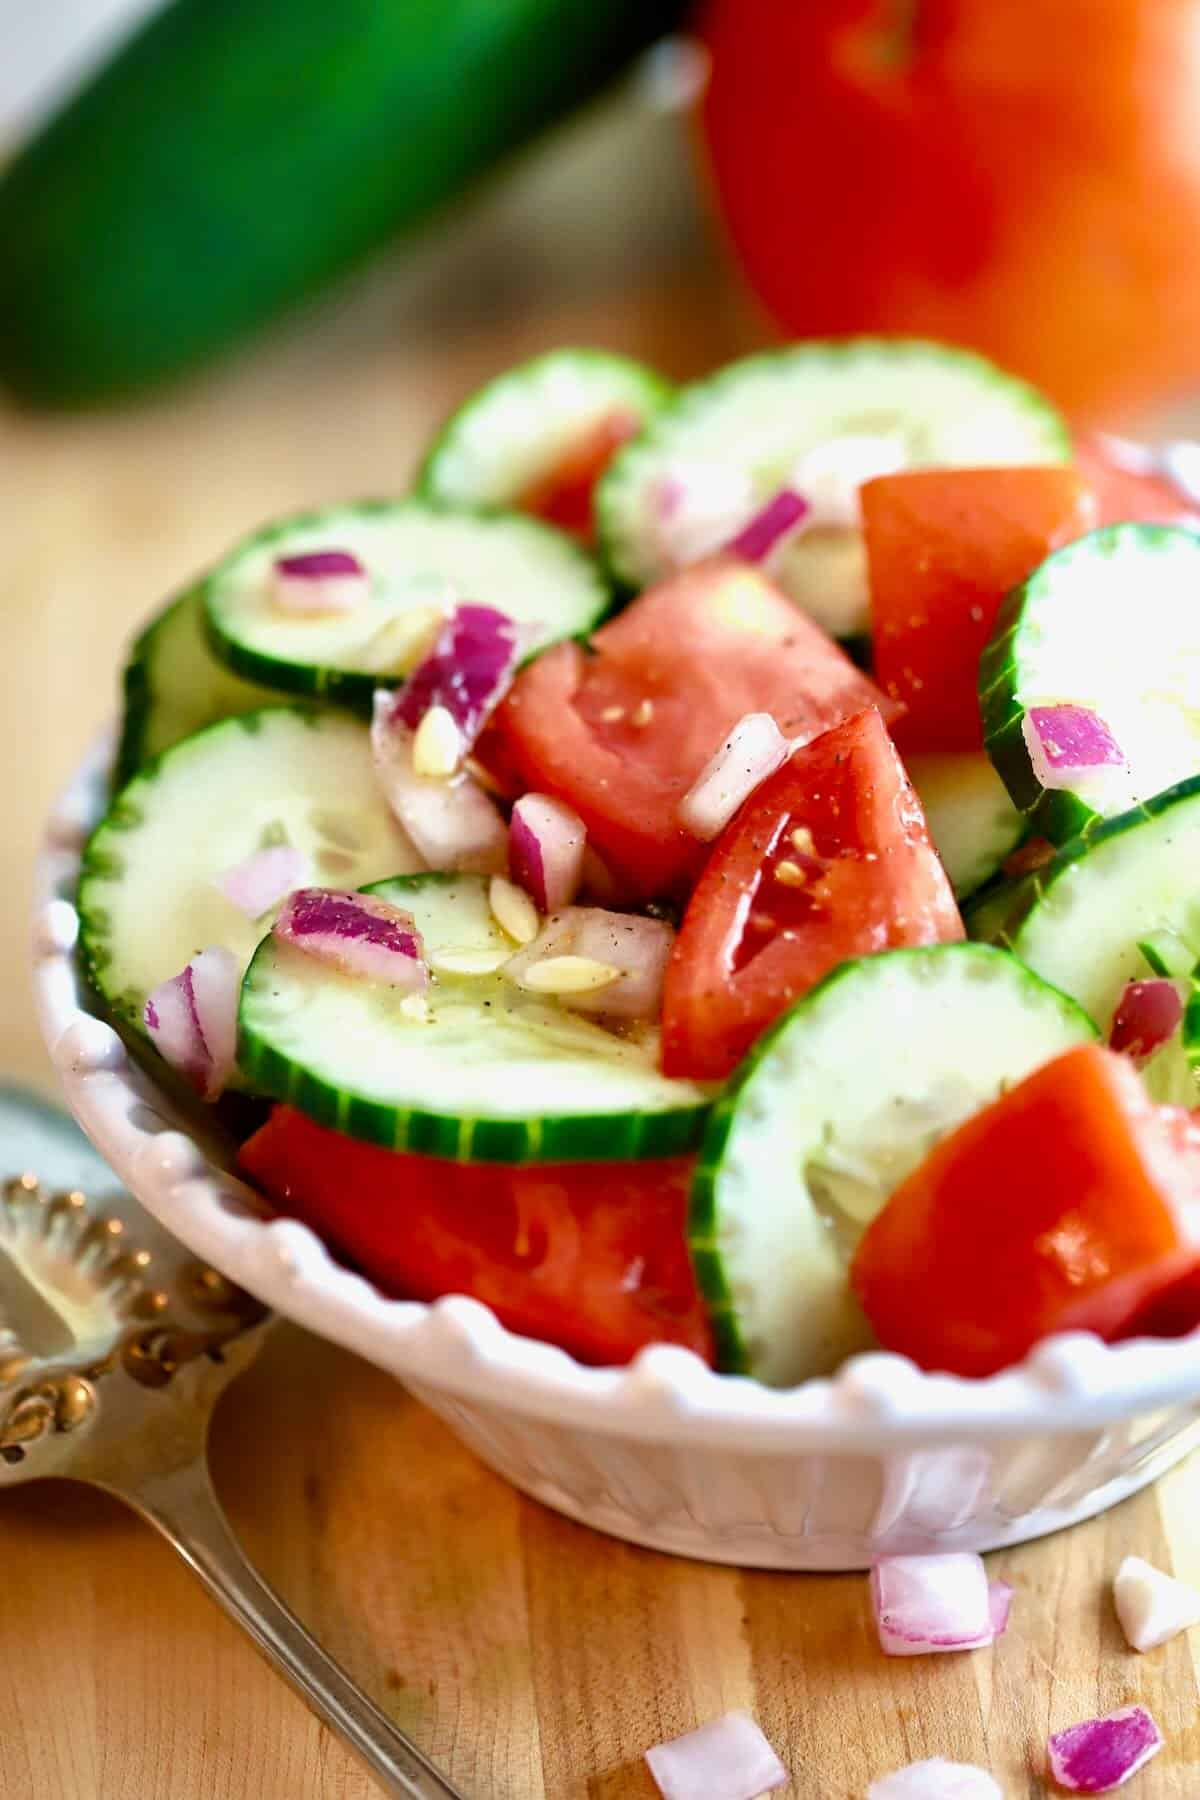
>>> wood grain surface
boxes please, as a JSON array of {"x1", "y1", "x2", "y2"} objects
[{"x1": 2, "y1": 89, "x2": 1199, "y2": 1800}]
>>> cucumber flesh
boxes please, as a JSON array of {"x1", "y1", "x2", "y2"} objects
[
  {"x1": 238, "y1": 874, "x2": 711, "y2": 1163},
  {"x1": 980, "y1": 525, "x2": 1200, "y2": 842},
  {"x1": 969, "y1": 776, "x2": 1200, "y2": 1032},
  {"x1": 418, "y1": 348, "x2": 672, "y2": 511},
  {"x1": 203, "y1": 499, "x2": 610, "y2": 709},
  {"x1": 78, "y1": 708, "x2": 419, "y2": 1051},
  {"x1": 597, "y1": 338, "x2": 1070, "y2": 637},
  {"x1": 689, "y1": 943, "x2": 1096, "y2": 1385},
  {"x1": 114, "y1": 588, "x2": 283, "y2": 786},
  {"x1": 905, "y1": 752, "x2": 1025, "y2": 900}
]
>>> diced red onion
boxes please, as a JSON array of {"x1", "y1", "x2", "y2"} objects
[
  {"x1": 1109, "y1": 979, "x2": 1184, "y2": 1064},
  {"x1": 272, "y1": 549, "x2": 368, "y2": 614},
  {"x1": 214, "y1": 845, "x2": 309, "y2": 918},
  {"x1": 871, "y1": 1553, "x2": 993, "y2": 1656},
  {"x1": 371, "y1": 691, "x2": 508, "y2": 875},
  {"x1": 1023, "y1": 705, "x2": 1124, "y2": 788},
  {"x1": 386, "y1": 603, "x2": 521, "y2": 752},
  {"x1": 144, "y1": 945, "x2": 239, "y2": 1100},
  {"x1": 1047, "y1": 1706, "x2": 1163, "y2": 1793},
  {"x1": 988, "y1": 1579, "x2": 1013, "y2": 1638},
  {"x1": 644, "y1": 1713, "x2": 786, "y2": 1800},
  {"x1": 651, "y1": 462, "x2": 755, "y2": 568},
  {"x1": 510, "y1": 794, "x2": 586, "y2": 913},
  {"x1": 678, "y1": 712, "x2": 791, "y2": 841},
  {"x1": 868, "y1": 1759, "x2": 1002, "y2": 1800},
  {"x1": 790, "y1": 434, "x2": 907, "y2": 530},
  {"x1": 274, "y1": 888, "x2": 427, "y2": 989},
  {"x1": 1113, "y1": 1554, "x2": 1200, "y2": 1652},
  {"x1": 503, "y1": 906, "x2": 674, "y2": 1020},
  {"x1": 726, "y1": 488, "x2": 810, "y2": 563}
]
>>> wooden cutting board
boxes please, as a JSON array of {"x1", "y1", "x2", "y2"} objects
[{"x1": 3, "y1": 92, "x2": 1200, "y2": 1799}]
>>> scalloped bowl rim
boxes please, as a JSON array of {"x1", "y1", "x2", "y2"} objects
[{"x1": 29, "y1": 732, "x2": 1200, "y2": 1454}]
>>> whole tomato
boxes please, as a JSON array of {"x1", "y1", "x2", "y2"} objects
[{"x1": 697, "y1": 0, "x2": 1200, "y2": 420}]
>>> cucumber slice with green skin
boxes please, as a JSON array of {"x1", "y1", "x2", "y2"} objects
[
  {"x1": 202, "y1": 499, "x2": 611, "y2": 711},
  {"x1": 238, "y1": 874, "x2": 711, "y2": 1163},
  {"x1": 905, "y1": 753, "x2": 1026, "y2": 900},
  {"x1": 967, "y1": 775, "x2": 1200, "y2": 1034},
  {"x1": 596, "y1": 338, "x2": 1070, "y2": 637},
  {"x1": 689, "y1": 943, "x2": 1096, "y2": 1386},
  {"x1": 418, "y1": 349, "x2": 673, "y2": 512},
  {"x1": 980, "y1": 525, "x2": 1200, "y2": 844},
  {"x1": 79, "y1": 708, "x2": 419, "y2": 1050},
  {"x1": 114, "y1": 588, "x2": 285, "y2": 787}
]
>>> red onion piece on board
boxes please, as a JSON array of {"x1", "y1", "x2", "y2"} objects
[
  {"x1": 371, "y1": 691, "x2": 508, "y2": 875},
  {"x1": 274, "y1": 888, "x2": 427, "y2": 988},
  {"x1": 1022, "y1": 704, "x2": 1124, "y2": 789},
  {"x1": 388, "y1": 603, "x2": 521, "y2": 751},
  {"x1": 144, "y1": 946, "x2": 239, "y2": 1100},
  {"x1": 868, "y1": 1759, "x2": 1002, "y2": 1800},
  {"x1": 272, "y1": 549, "x2": 368, "y2": 614},
  {"x1": 503, "y1": 906, "x2": 674, "y2": 1020},
  {"x1": 871, "y1": 1553, "x2": 993, "y2": 1656},
  {"x1": 214, "y1": 845, "x2": 309, "y2": 918},
  {"x1": 988, "y1": 1579, "x2": 1014, "y2": 1638},
  {"x1": 678, "y1": 712, "x2": 791, "y2": 841},
  {"x1": 1047, "y1": 1706, "x2": 1163, "y2": 1793},
  {"x1": 1113, "y1": 1555, "x2": 1200, "y2": 1652},
  {"x1": 725, "y1": 488, "x2": 810, "y2": 563},
  {"x1": 644, "y1": 1713, "x2": 786, "y2": 1800},
  {"x1": 509, "y1": 793, "x2": 586, "y2": 913},
  {"x1": 1109, "y1": 979, "x2": 1184, "y2": 1064}
]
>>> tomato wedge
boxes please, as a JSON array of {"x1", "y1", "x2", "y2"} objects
[
  {"x1": 517, "y1": 408, "x2": 639, "y2": 542},
  {"x1": 865, "y1": 466, "x2": 1098, "y2": 752},
  {"x1": 660, "y1": 706, "x2": 964, "y2": 1081},
  {"x1": 491, "y1": 556, "x2": 898, "y2": 900},
  {"x1": 1075, "y1": 436, "x2": 1199, "y2": 528},
  {"x1": 850, "y1": 1045, "x2": 1200, "y2": 1378},
  {"x1": 239, "y1": 1106, "x2": 713, "y2": 1367}
]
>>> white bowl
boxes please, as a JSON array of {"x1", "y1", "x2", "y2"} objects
[{"x1": 32, "y1": 739, "x2": 1200, "y2": 1569}]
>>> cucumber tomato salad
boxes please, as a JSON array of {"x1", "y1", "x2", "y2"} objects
[{"x1": 83, "y1": 339, "x2": 1200, "y2": 1385}]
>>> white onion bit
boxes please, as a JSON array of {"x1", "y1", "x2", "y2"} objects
[
  {"x1": 678, "y1": 712, "x2": 791, "y2": 841},
  {"x1": 988, "y1": 1579, "x2": 1014, "y2": 1639},
  {"x1": 1113, "y1": 1554, "x2": 1200, "y2": 1652},
  {"x1": 1047, "y1": 1705, "x2": 1163, "y2": 1793},
  {"x1": 214, "y1": 845, "x2": 310, "y2": 918},
  {"x1": 871, "y1": 1553, "x2": 994, "y2": 1657},
  {"x1": 503, "y1": 907, "x2": 674, "y2": 1020},
  {"x1": 644, "y1": 1713, "x2": 786, "y2": 1800},
  {"x1": 144, "y1": 946, "x2": 239, "y2": 1101},
  {"x1": 867, "y1": 1757, "x2": 1003, "y2": 1800},
  {"x1": 370, "y1": 690, "x2": 507, "y2": 875},
  {"x1": 789, "y1": 434, "x2": 907, "y2": 531}
]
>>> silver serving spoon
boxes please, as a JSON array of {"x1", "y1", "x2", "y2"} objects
[{"x1": 0, "y1": 1164, "x2": 467, "y2": 1800}]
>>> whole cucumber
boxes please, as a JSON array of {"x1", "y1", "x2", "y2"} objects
[{"x1": 0, "y1": 0, "x2": 688, "y2": 407}]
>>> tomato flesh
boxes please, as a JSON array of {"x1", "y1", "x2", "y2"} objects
[
  {"x1": 491, "y1": 556, "x2": 898, "y2": 901},
  {"x1": 239, "y1": 1106, "x2": 713, "y2": 1367},
  {"x1": 850, "y1": 1045, "x2": 1200, "y2": 1378},
  {"x1": 517, "y1": 408, "x2": 639, "y2": 542},
  {"x1": 660, "y1": 706, "x2": 964, "y2": 1080},
  {"x1": 865, "y1": 466, "x2": 1098, "y2": 752},
  {"x1": 1075, "y1": 437, "x2": 1199, "y2": 528}
]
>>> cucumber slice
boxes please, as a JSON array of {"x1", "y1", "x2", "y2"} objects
[
  {"x1": 78, "y1": 708, "x2": 418, "y2": 1050},
  {"x1": 690, "y1": 943, "x2": 1095, "y2": 1385},
  {"x1": 114, "y1": 588, "x2": 285, "y2": 786},
  {"x1": 596, "y1": 338, "x2": 1070, "y2": 637},
  {"x1": 968, "y1": 776, "x2": 1200, "y2": 1032},
  {"x1": 238, "y1": 874, "x2": 711, "y2": 1162},
  {"x1": 418, "y1": 348, "x2": 673, "y2": 512},
  {"x1": 905, "y1": 753, "x2": 1026, "y2": 900},
  {"x1": 202, "y1": 499, "x2": 611, "y2": 709},
  {"x1": 980, "y1": 525, "x2": 1200, "y2": 843}
]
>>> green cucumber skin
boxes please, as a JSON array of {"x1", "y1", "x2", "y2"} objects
[
  {"x1": 417, "y1": 349, "x2": 676, "y2": 505},
  {"x1": 237, "y1": 872, "x2": 710, "y2": 1165},
  {"x1": 201, "y1": 496, "x2": 611, "y2": 710},
  {"x1": 980, "y1": 524, "x2": 1189, "y2": 844},
  {"x1": 0, "y1": 0, "x2": 688, "y2": 407},
  {"x1": 966, "y1": 773, "x2": 1200, "y2": 956}
]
